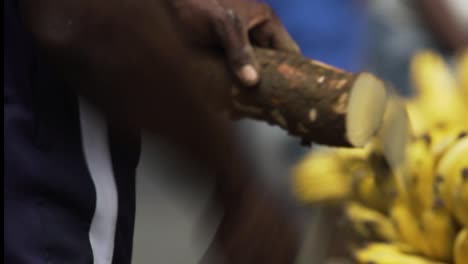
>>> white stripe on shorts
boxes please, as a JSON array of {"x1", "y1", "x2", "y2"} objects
[{"x1": 79, "y1": 97, "x2": 118, "y2": 264}]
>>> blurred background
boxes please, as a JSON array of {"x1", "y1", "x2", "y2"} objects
[{"x1": 132, "y1": 1, "x2": 468, "y2": 263}]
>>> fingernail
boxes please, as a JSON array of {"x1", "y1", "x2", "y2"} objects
[{"x1": 239, "y1": 65, "x2": 259, "y2": 86}]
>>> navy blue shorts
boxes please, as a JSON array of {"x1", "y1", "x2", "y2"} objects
[{"x1": 5, "y1": 1, "x2": 141, "y2": 263}]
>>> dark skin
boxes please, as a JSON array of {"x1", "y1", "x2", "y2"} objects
[
  {"x1": 19, "y1": 0, "x2": 301, "y2": 263},
  {"x1": 415, "y1": 0, "x2": 468, "y2": 53}
]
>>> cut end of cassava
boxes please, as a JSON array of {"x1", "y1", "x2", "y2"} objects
[
  {"x1": 346, "y1": 72, "x2": 388, "y2": 147},
  {"x1": 379, "y1": 95, "x2": 410, "y2": 169}
]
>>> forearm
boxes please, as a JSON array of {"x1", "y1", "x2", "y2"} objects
[
  {"x1": 19, "y1": 0, "x2": 192, "y2": 115},
  {"x1": 20, "y1": 2, "x2": 300, "y2": 261},
  {"x1": 415, "y1": 0, "x2": 468, "y2": 52}
]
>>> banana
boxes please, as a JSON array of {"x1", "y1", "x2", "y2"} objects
[
  {"x1": 421, "y1": 199, "x2": 456, "y2": 261},
  {"x1": 409, "y1": 50, "x2": 467, "y2": 128},
  {"x1": 454, "y1": 228, "x2": 468, "y2": 264},
  {"x1": 404, "y1": 137, "x2": 436, "y2": 214},
  {"x1": 434, "y1": 137, "x2": 468, "y2": 212},
  {"x1": 292, "y1": 146, "x2": 374, "y2": 204},
  {"x1": 452, "y1": 167, "x2": 468, "y2": 227},
  {"x1": 292, "y1": 149, "x2": 352, "y2": 203},
  {"x1": 428, "y1": 124, "x2": 467, "y2": 161},
  {"x1": 410, "y1": 50, "x2": 457, "y2": 99},
  {"x1": 389, "y1": 198, "x2": 431, "y2": 255},
  {"x1": 345, "y1": 202, "x2": 398, "y2": 242},
  {"x1": 406, "y1": 99, "x2": 429, "y2": 136},
  {"x1": 354, "y1": 242, "x2": 447, "y2": 264},
  {"x1": 351, "y1": 167, "x2": 390, "y2": 212}
]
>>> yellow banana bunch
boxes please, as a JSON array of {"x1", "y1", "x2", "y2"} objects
[
  {"x1": 293, "y1": 143, "x2": 397, "y2": 209},
  {"x1": 402, "y1": 125, "x2": 465, "y2": 211},
  {"x1": 292, "y1": 49, "x2": 468, "y2": 264}
]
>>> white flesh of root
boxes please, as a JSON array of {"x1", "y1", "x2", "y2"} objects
[
  {"x1": 379, "y1": 95, "x2": 410, "y2": 170},
  {"x1": 346, "y1": 72, "x2": 388, "y2": 147}
]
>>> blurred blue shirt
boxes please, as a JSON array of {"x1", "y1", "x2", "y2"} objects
[{"x1": 266, "y1": 0, "x2": 366, "y2": 72}]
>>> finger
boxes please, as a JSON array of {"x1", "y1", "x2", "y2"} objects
[
  {"x1": 212, "y1": 8, "x2": 260, "y2": 87},
  {"x1": 269, "y1": 22, "x2": 301, "y2": 54},
  {"x1": 250, "y1": 12, "x2": 301, "y2": 54}
]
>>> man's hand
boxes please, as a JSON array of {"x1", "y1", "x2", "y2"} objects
[{"x1": 168, "y1": 0, "x2": 300, "y2": 86}]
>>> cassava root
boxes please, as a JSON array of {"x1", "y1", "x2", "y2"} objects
[{"x1": 196, "y1": 48, "x2": 389, "y2": 147}]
